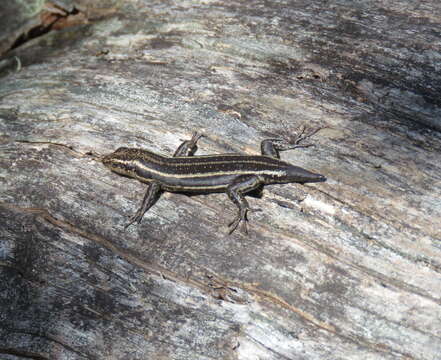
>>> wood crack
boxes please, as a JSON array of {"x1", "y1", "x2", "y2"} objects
[
  {"x1": 204, "y1": 271, "x2": 417, "y2": 360},
  {"x1": 0, "y1": 202, "x2": 432, "y2": 359},
  {"x1": 0, "y1": 348, "x2": 50, "y2": 360},
  {"x1": 0, "y1": 326, "x2": 90, "y2": 359}
]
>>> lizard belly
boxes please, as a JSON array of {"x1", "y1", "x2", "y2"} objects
[{"x1": 159, "y1": 173, "x2": 238, "y2": 192}]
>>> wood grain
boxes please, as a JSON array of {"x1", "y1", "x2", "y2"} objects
[{"x1": 1, "y1": 0, "x2": 440, "y2": 359}]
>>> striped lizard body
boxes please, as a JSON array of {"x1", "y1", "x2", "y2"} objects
[{"x1": 102, "y1": 130, "x2": 326, "y2": 234}]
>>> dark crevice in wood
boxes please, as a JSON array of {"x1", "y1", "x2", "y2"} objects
[
  {"x1": 1, "y1": 201, "x2": 418, "y2": 356},
  {"x1": 1, "y1": 326, "x2": 91, "y2": 359},
  {"x1": 9, "y1": 7, "x2": 81, "y2": 53},
  {"x1": 0, "y1": 202, "x2": 213, "y2": 294},
  {"x1": 14, "y1": 140, "x2": 101, "y2": 160},
  {"x1": 0, "y1": 348, "x2": 50, "y2": 360}
]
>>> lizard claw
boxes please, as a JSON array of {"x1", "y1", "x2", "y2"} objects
[
  {"x1": 124, "y1": 211, "x2": 142, "y2": 230},
  {"x1": 227, "y1": 206, "x2": 260, "y2": 235}
]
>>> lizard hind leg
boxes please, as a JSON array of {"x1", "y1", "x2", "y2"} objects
[
  {"x1": 226, "y1": 175, "x2": 263, "y2": 234},
  {"x1": 261, "y1": 124, "x2": 326, "y2": 158}
]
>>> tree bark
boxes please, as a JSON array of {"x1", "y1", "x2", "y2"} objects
[{"x1": 1, "y1": 1, "x2": 440, "y2": 359}]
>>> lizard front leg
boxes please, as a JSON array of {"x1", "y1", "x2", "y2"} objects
[
  {"x1": 126, "y1": 132, "x2": 203, "y2": 228},
  {"x1": 125, "y1": 181, "x2": 162, "y2": 229},
  {"x1": 173, "y1": 132, "x2": 203, "y2": 157}
]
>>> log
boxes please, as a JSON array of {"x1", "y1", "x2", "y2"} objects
[{"x1": 1, "y1": 1, "x2": 440, "y2": 359}]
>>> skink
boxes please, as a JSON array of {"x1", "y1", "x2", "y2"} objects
[{"x1": 102, "y1": 127, "x2": 326, "y2": 234}]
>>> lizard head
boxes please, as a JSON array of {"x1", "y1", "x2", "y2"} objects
[{"x1": 102, "y1": 147, "x2": 136, "y2": 176}]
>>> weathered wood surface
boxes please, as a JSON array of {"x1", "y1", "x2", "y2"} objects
[{"x1": 1, "y1": 0, "x2": 440, "y2": 359}]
